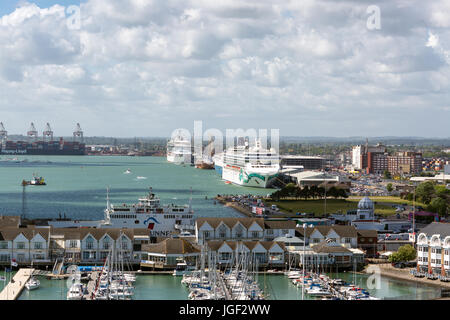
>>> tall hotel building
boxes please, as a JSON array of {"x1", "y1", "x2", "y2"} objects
[{"x1": 351, "y1": 142, "x2": 387, "y2": 174}]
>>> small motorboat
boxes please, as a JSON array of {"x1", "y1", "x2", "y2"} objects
[
  {"x1": 67, "y1": 283, "x2": 85, "y2": 300},
  {"x1": 124, "y1": 169, "x2": 132, "y2": 174},
  {"x1": 25, "y1": 277, "x2": 40, "y2": 290}
]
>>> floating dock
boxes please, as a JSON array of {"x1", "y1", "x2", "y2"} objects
[{"x1": 0, "y1": 268, "x2": 35, "y2": 300}]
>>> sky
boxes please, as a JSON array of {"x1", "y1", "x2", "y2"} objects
[{"x1": 0, "y1": 0, "x2": 449, "y2": 138}]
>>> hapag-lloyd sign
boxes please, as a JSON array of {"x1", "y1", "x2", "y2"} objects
[{"x1": 1, "y1": 149, "x2": 27, "y2": 154}]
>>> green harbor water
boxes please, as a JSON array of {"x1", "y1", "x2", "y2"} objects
[
  {"x1": 2, "y1": 273, "x2": 440, "y2": 300},
  {"x1": 0, "y1": 155, "x2": 443, "y2": 300},
  {"x1": 0, "y1": 155, "x2": 272, "y2": 220}
]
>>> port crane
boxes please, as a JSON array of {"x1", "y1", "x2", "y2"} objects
[
  {"x1": 0, "y1": 122, "x2": 7, "y2": 140},
  {"x1": 73, "y1": 123, "x2": 84, "y2": 143},
  {"x1": 27, "y1": 122, "x2": 38, "y2": 141},
  {"x1": 43, "y1": 122, "x2": 54, "y2": 141}
]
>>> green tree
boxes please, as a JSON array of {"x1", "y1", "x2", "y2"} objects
[
  {"x1": 415, "y1": 181, "x2": 436, "y2": 204},
  {"x1": 383, "y1": 170, "x2": 392, "y2": 179},
  {"x1": 435, "y1": 185, "x2": 450, "y2": 198},
  {"x1": 328, "y1": 186, "x2": 339, "y2": 199},
  {"x1": 338, "y1": 188, "x2": 348, "y2": 199},
  {"x1": 386, "y1": 183, "x2": 393, "y2": 193},
  {"x1": 388, "y1": 244, "x2": 416, "y2": 263},
  {"x1": 428, "y1": 197, "x2": 448, "y2": 216}
]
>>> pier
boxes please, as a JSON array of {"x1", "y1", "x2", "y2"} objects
[{"x1": 0, "y1": 268, "x2": 35, "y2": 300}]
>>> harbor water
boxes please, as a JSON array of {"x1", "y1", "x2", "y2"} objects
[
  {"x1": 0, "y1": 155, "x2": 443, "y2": 300},
  {"x1": 4, "y1": 272, "x2": 440, "y2": 300},
  {"x1": 0, "y1": 155, "x2": 272, "y2": 220}
]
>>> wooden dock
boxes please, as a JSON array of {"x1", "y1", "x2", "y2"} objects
[{"x1": 0, "y1": 268, "x2": 35, "y2": 300}]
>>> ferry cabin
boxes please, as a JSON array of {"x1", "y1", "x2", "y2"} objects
[{"x1": 104, "y1": 193, "x2": 194, "y2": 235}]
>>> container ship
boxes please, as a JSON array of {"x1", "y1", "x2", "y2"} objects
[{"x1": 0, "y1": 122, "x2": 86, "y2": 155}]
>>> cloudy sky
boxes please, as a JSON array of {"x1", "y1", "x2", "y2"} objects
[{"x1": 0, "y1": 0, "x2": 449, "y2": 138}]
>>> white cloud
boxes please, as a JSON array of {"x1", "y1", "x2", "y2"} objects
[{"x1": 0, "y1": 0, "x2": 449, "y2": 137}]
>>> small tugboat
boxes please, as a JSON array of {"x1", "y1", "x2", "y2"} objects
[
  {"x1": 30, "y1": 175, "x2": 46, "y2": 185},
  {"x1": 22, "y1": 174, "x2": 46, "y2": 186}
]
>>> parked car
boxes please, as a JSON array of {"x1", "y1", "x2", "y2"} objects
[{"x1": 393, "y1": 262, "x2": 406, "y2": 268}]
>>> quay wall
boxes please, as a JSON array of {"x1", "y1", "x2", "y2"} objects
[{"x1": 365, "y1": 263, "x2": 450, "y2": 289}]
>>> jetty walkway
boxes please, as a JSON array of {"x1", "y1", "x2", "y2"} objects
[{"x1": 0, "y1": 268, "x2": 34, "y2": 300}]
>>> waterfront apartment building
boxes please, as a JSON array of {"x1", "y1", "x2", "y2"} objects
[
  {"x1": 0, "y1": 228, "x2": 50, "y2": 263},
  {"x1": 0, "y1": 226, "x2": 151, "y2": 265},
  {"x1": 295, "y1": 224, "x2": 377, "y2": 256},
  {"x1": 195, "y1": 218, "x2": 297, "y2": 245},
  {"x1": 293, "y1": 240, "x2": 359, "y2": 269},
  {"x1": 308, "y1": 225, "x2": 358, "y2": 248},
  {"x1": 139, "y1": 239, "x2": 287, "y2": 269},
  {"x1": 206, "y1": 240, "x2": 286, "y2": 267},
  {"x1": 416, "y1": 222, "x2": 450, "y2": 277},
  {"x1": 140, "y1": 238, "x2": 201, "y2": 269}
]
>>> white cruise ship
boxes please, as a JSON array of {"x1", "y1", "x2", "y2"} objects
[
  {"x1": 47, "y1": 188, "x2": 195, "y2": 237},
  {"x1": 212, "y1": 152, "x2": 224, "y2": 175},
  {"x1": 167, "y1": 132, "x2": 192, "y2": 164},
  {"x1": 222, "y1": 140, "x2": 280, "y2": 188}
]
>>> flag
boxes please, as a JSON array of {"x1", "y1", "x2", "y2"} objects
[{"x1": 11, "y1": 259, "x2": 18, "y2": 267}]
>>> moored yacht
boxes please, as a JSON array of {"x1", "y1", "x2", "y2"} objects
[{"x1": 25, "y1": 277, "x2": 40, "y2": 290}]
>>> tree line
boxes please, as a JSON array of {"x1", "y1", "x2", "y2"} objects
[
  {"x1": 401, "y1": 181, "x2": 449, "y2": 216},
  {"x1": 271, "y1": 183, "x2": 348, "y2": 201}
]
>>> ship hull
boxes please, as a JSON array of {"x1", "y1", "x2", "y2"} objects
[
  {"x1": 167, "y1": 153, "x2": 191, "y2": 164},
  {"x1": 222, "y1": 165, "x2": 278, "y2": 188},
  {"x1": 214, "y1": 164, "x2": 223, "y2": 175},
  {"x1": 48, "y1": 213, "x2": 195, "y2": 237}
]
